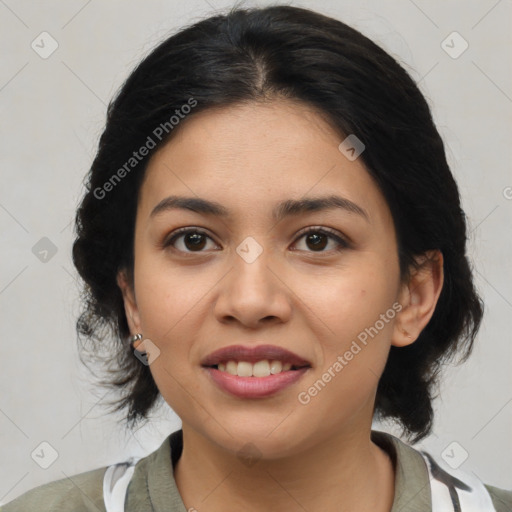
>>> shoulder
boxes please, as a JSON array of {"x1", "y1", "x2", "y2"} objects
[
  {"x1": 485, "y1": 483, "x2": 512, "y2": 512},
  {"x1": 0, "y1": 466, "x2": 108, "y2": 512},
  {"x1": 372, "y1": 429, "x2": 512, "y2": 512},
  {"x1": 1, "y1": 432, "x2": 180, "y2": 512}
]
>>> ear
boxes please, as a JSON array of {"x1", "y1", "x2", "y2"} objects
[
  {"x1": 391, "y1": 249, "x2": 444, "y2": 347},
  {"x1": 116, "y1": 268, "x2": 142, "y2": 344}
]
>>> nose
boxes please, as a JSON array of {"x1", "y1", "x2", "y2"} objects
[{"x1": 213, "y1": 247, "x2": 292, "y2": 329}]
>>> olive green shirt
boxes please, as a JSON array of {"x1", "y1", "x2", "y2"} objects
[{"x1": 2, "y1": 429, "x2": 511, "y2": 511}]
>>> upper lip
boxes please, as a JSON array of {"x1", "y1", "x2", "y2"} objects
[{"x1": 201, "y1": 344, "x2": 312, "y2": 368}]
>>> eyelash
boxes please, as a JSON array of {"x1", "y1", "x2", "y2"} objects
[{"x1": 162, "y1": 226, "x2": 349, "y2": 255}]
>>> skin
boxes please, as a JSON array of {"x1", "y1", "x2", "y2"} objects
[{"x1": 117, "y1": 99, "x2": 444, "y2": 512}]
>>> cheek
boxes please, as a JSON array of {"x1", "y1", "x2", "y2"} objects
[
  {"x1": 134, "y1": 255, "x2": 209, "y2": 339},
  {"x1": 293, "y1": 258, "x2": 399, "y2": 415},
  {"x1": 295, "y1": 269, "x2": 397, "y2": 422},
  {"x1": 296, "y1": 259, "x2": 398, "y2": 349},
  {"x1": 133, "y1": 259, "x2": 209, "y2": 418}
]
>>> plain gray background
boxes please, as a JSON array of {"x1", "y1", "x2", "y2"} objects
[{"x1": 1, "y1": 0, "x2": 511, "y2": 504}]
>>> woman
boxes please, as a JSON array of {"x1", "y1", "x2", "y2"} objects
[{"x1": 3, "y1": 5, "x2": 511, "y2": 511}]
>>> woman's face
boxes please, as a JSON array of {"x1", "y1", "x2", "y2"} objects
[{"x1": 120, "y1": 99, "x2": 412, "y2": 458}]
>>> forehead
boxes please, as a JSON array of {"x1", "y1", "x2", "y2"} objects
[{"x1": 138, "y1": 100, "x2": 390, "y2": 226}]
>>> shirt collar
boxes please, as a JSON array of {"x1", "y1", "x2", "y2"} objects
[{"x1": 372, "y1": 429, "x2": 432, "y2": 511}]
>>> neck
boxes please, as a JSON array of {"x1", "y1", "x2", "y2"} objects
[{"x1": 173, "y1": 424, "x2": 395, "y2": 512}]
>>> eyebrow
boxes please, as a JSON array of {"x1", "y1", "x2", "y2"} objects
[{"x1": 150, "y1": 194, "x2": 370, "y2": 223}]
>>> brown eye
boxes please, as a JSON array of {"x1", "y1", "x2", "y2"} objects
[
  {"x1": 163, "y1": 228, "x2": 217, "y2": 253},
  {"x1": 293, "y1": 227, "x2": 349, "y2": 253}
]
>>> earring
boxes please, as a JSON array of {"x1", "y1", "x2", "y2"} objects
[{"x1": 129, "y1": 333, "x2": 143, "y2": 349}]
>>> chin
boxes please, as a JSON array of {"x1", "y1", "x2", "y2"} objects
[{"x1": 206, "y1": 421, "x2": 306, "y2": 462}]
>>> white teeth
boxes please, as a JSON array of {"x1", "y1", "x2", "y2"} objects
[
  {"x1": 226, "y1": 361, "x2": 238, "y2": 375},
  {"x1": 237, "y1": 361, "x2": 253, "y2": 377},
  {"x1": 253, "y1": 360, "x2": 270, "y2": 377},
  {"x1": 215, "y1": 359, "x2": 300, "y2": 377},
  {"x1": 269, "y1": 360, "x2": 282, "y2": 374}
]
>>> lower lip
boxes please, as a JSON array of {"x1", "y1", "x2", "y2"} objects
[{"x1": 203, "y1": 367, "x2": 309, "y2": 398}]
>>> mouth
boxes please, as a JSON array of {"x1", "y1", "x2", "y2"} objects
[
  {"x1": 200, "y1": 344, "x2": 312, "y2": 377},
  {"x1": 200, "y1": 344, "x2": 312, "y2": 398}
]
